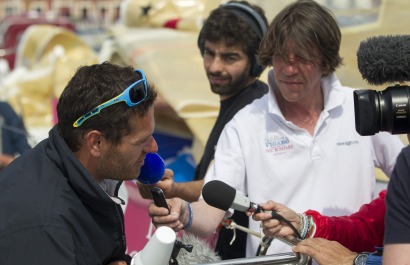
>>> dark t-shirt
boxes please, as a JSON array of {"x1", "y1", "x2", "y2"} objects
[
  {"x1": 385, "y1": 145, "x2": 410, "y2": 244},
  {"x1": 194, "y1": 79, "x2": 268, "y2": 259},
  {"x1": 194, "y1": 80, "x2": 268, "y2": 181}
]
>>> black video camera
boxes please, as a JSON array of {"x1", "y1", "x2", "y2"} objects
[{"x1": 354, "y1": 85, "x2": 410, "y2": 136}]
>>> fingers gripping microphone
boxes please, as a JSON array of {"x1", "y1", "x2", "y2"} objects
[
  {"x1": 135, "y1": 153, "x2": 165, "y2": 185},
  {"x1": 132, "y1": 226, "x2": 176, "y2": 265},
  {"x1": 202, "y1": 180, "x2": 301, "y2": 239},
  {"x1": 357, "y1": 35, "x2": 410, "y2": 85}
]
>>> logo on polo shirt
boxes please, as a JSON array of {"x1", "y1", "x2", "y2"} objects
[
  {"x1": 336, "y1": 140, "x2": 359, "y2": 146},
  {"x1": 264, "y1": 136, "x2": 293, "y2": 154}
]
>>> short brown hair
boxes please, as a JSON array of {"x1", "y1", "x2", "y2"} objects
[{"x1": 57, "y1": 62, "x2": 157, "y2": 151}]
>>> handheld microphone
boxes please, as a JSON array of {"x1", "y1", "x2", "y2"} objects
[
  {"x1": 202, "y1": 180, "x2": 260, "y2": 212},
  {"x1": 135, "y1": 153, "x2": 165, "y2": 185},
  {"x1": 202, "y1": 180, "x2": 301, "y2": 239},
  {"x1": 132, "y1": 226, "x2": 176, "y2": 265},
  {"x1": 357, "y1": 35, "x2": 410, "y2": 85}
]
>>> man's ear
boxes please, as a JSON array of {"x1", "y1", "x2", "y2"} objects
[{"x1": 84, "y1": 130, "x2": 103, "y2": 157}]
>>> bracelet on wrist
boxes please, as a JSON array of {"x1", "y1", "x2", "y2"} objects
[
  {"x1": 298, "y1": 213, "x2": 304, "y2": 238},
  {"x1": 298, "y1": 213, "x2": 316, "y2": 239},
  {"x1": 305, "y1": 215, "x2": 316, "y2": 238},
  {"x1": 183, "y1": 201, "x2": 193, "y2": 230},
  {"x1": 299, "y1": 213, "x2": 309, "y2": 239}
]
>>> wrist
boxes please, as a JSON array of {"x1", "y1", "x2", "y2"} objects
[
  {"x1": 305, "y1": 215, "x2": 316, "y2": 238},
  {"x1": 166, "y1": 183, "x2": 177, "y2": 198},
  {"x1": 297, "y1": 213, "x2": 304, "y2": 237},
  {"x1": 353, "y1": 252, "x2": 370, "y2": 265},
  {"x1": 181, "y1": 200, "x2": 193, "y2": 230}
]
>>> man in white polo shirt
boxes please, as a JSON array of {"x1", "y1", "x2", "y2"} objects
[{"x1": 148, "y1": 0, "x2": 404, "y2": 260}]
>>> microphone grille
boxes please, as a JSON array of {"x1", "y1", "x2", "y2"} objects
[
  {"x1": 357, "y1": 35, "x2": 410, "y2": 85},
  {"x1": 202, "y1": 180, "x2": 235, "y2": 211}
]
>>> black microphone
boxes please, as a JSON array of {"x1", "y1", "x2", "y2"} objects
[
  {"x1": 357, "y1": 35, "x2": 410, "y2": 85},
  {"x1": 202, "y1": 180, "x2": 260, "y2": 212},
  {"x1": 202, "y1": 180, "x2": 301, "y2": 239}
]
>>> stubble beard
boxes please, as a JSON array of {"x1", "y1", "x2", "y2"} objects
[
  {"x1": 99, "y1": 149, "x2": 136, "y2": 182},
  {"x1": 210, "y1": 72, "x2": 251, "y2": 96}
]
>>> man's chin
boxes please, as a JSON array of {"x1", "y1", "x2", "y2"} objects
[
  {"x1": 211, "y1": 85, "x2": 230, "y2": 95},
  {"x1": 119, "y1": 173, "x2": 141, "y2": 182}
]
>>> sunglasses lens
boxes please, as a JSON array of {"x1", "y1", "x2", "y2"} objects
[{"x1": 129, "y1": 81, "x2": 147, "y2": 103}]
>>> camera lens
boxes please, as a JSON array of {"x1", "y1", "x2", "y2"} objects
[
  {"x1": 354, "y1": 89, "x2": 380, "y2": 136},
  {"x1": 354, "y1": 85, "x2": 410, "y2": 136}
]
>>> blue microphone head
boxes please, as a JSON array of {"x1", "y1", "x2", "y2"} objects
[{"x1": 136, "y1": 153, "x2": 165, "y2": 184}]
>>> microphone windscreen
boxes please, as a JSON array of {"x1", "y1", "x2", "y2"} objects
[
  {"x1": 202, "y1": 180, "x2": 235, "y2": 211},
  {"x1": 136, "y1": 153, "x2": 165, "y2": 185},
  {"x1": 357, "y1": 35, "x2": 410, "y2": 85},
  {"x1": 176, "y1": 232, "x2": 221, "y2": 264}
]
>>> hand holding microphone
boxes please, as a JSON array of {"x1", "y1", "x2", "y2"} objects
[
  {"x1": 253, "y1": 200, "x2": 302, "y2": 239},
  {"x1": 135, "y1": 153, "x2": 188, "y2": 231},
  {"x1": 135, "y1": 153, "x2": 178, "y2": 201},
  {"x1": 202, "y1": 180, "x2": 301, "y2": 239},
  {"x1": 148, "y1": 196, "x2": 187, "y2": 232},
  {"x1": 135, "y1": 152, "x2": 166, "y2": 199}
]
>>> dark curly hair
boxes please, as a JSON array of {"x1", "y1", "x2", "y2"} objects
[
  {"x1": 57, "y1": 62, "x2": 157, "y2": 151},
  {"x1": 199, "y1": 1, "x2": 268, "y2": 76}
]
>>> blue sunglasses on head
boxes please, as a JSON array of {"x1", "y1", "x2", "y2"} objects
[{"x1": 73, "y1": 69, "x2": 148, "y2": 127}]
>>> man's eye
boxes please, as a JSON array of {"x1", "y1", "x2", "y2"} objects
[
  {"x1": 225, "y1": 56, "x2": 237, "y2": 63},
  {"x1": 203, "y1": 49, "x2": 214, "y2": 56},
  {"x1": 296, "y1": 56, "x2": 316, "y2": 65},
  {"x1": 272, "y1": 55, "x2": 284, "y2": 61}
]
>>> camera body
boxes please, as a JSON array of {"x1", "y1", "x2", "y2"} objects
[{"x1": 354, "y1": 85, "x2": 410, "y2": 136}]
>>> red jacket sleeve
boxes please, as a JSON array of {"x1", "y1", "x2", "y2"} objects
[{"x1": 305, "y1": 190, "x2": 386, "y2": 252}]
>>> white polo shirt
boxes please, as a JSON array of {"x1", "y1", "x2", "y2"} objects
[{"x1": 203, "y1": 70, "x2": 404, "y2": 256}]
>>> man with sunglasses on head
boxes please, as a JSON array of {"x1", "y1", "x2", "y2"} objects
[
  {"x1": 0, "y1": 62, "x2": 158, "y2": 265},
  {"x1": 137, "y1": 0, "x2": 269, "y2": 260}
]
